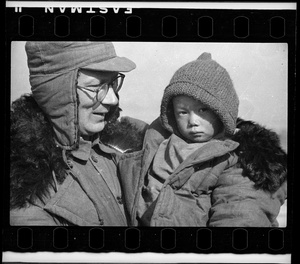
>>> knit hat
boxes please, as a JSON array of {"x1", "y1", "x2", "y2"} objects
[
  {"x1": 160, "y1": 52, "x2": 239, "y2": 136},
  {"x1": 26, "y1": 42, "x2": 136, "y2": 150}
]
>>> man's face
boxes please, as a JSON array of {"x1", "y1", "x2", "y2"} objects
[
  {"x1": 173, "y1": 95, "x2": 223, "y2": 143},
  {"x1": 77, "y1": 69, "x2": 119, "y2": 139}
]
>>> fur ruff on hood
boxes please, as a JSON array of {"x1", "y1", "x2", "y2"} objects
[{"x1": 10, "y1": 95, "x2": 287, "y2": 209}]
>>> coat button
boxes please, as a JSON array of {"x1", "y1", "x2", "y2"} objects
[
  {"x1": 91, "y1": 155, "x2": 98, "y2": 163},
  {"x1": 117, "y1": 196, "x2": 123, "y2": 204},
  {"x1": 99, "y1": 219, "x2": 104, "y2": 225}
]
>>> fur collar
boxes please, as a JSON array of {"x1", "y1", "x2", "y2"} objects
[
  {"x1": 10, "y1": 95, "x2": 67, "y2": 209},
  {"x1": 104, "y1": 117, "x2": 287, "y2": 193},
  {"x1": 232, "y1": 118, "x2": 287, "y2": 192},
  {"x1": 10, "y1": 95, "x2": 287, "y2": 209},
  {"x1": 10, "y1": 95, "x2": 146, "y2": 209}
]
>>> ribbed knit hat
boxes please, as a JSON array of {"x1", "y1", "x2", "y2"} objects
[{"x1": 160, "y1": 52, "x2": 239, "y2": 135}]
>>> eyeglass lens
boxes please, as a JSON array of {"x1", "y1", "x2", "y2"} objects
[{"x1": 96, "y1": 75, "x2": 124, "y2": 102}]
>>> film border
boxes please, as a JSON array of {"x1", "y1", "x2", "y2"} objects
[{"x1": 4, "y1": 1, "x2": 296, "y2": 257}]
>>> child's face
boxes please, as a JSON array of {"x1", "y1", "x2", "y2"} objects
[{"x1": 173, "y1": 95, "x2": 223, "y2": 143}]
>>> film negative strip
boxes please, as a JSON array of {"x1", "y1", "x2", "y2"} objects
[{"x1": 3, "y1": 1, "x2": 296, "y2": 263}]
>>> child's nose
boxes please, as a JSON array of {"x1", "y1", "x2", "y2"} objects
[
  {"x1": 188, "y1": 112, "x2": 201, "y2": 126},
  {"x1": 101, "y1": 87, "x2": 119, "y2": 106}
]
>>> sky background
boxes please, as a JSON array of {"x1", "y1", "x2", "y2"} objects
[{"x1": 11, "y1": 41, "x2": 288, "y2": 151}]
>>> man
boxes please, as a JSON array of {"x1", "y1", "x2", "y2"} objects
[{"x1": 10, "y1": 42, "x2": 146, "y2": 225}]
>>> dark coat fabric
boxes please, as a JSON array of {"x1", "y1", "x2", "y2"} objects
[
  {"x1": 118, "y1": 118, "x2": 287, "y2": 227},
  {"x1": 10, "y1": 95, "x2": 148, "y2": 226}
]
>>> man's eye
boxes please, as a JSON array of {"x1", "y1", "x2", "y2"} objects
[
  {"x1": 87, "y1": 84, "x2": 102, "y2": 91},
  {"x1": 90, "y1": 84, "x2": 101, "y2": 88},
  {"x1": 83, "y1": 88, "x2": 97, "y2": 93},
  {"x1": 178, "y1": 111, "x2": 187, "y2": 116}
]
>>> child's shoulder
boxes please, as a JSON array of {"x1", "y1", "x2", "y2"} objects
[
  {"x1": 144, "y1": 117, "x2": 171, "y2": 143},
  {"x1": 232, "y1": 118, "x2": 287, "y2": 192}
]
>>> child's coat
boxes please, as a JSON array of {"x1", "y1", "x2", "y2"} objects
[{"x1": 118, "y1": 118, "x2": 287, "y2": 227}]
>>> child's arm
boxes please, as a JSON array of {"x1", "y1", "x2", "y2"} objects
[
  {"x1": 208, "y1": 169, "x2": 287, "y2": 227},
  {"x1": 208, "y1": 119, "x2": 287, "y2": 227}
]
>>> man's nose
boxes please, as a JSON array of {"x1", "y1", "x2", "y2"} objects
[{"x1": 101, "y1": 87, "x2": 119, "y2": 106}]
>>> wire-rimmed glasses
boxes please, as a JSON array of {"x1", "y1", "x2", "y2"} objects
[{"x1": 77, "y1": 73, "x2": 125, "y2": 102}]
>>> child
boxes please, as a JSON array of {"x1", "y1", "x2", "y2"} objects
[{"x1": 118, "y1": 52, "x2": 287, "y2": 227}]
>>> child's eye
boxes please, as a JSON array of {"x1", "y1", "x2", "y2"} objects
[
  {"x1": 177, "y1": 111, "x2": 187, "y2": 116},
  {"x1": 199, "y1": 108, "x2": 208, "y2": 113}
]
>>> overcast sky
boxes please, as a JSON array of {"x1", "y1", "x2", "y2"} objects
[{"x1": 11, "y1": 41, "x2": 288, "y2": 136}]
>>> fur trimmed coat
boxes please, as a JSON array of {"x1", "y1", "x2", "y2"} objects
[
  {"x1": 10, "y1": 95, "x2": 287, "y2": 226},
  {"x1": 10, "y1": 94, "x2": 148, "y2": 225},
  {"x1": 117, "y1": 117, "x2": 287, "y2": 227}
]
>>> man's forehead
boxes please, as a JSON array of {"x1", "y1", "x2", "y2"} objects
[{"x1": 78, "y1": 69, "x2": 118, "y2": 81}]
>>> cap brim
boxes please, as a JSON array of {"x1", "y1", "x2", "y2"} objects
[{"x1": 81, "y1": 56, "x2": 136, "y2": 72}]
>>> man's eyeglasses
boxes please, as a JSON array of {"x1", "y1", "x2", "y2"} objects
[{"x1": 77, "y1": 73, "x2": 125, "y2": 102}]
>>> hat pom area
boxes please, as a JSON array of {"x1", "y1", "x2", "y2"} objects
[{"x1": 197, "y1": 52, "x2": 212, "y2": 60}]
